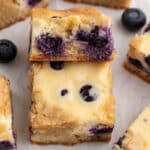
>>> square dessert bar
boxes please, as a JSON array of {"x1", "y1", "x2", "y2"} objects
[
  {"x1": 29, "y1": 7, "x2": 115, "y2": 62},
  {"x1": 124, "y1": 30, "x2": 150, "y2": 82},
  {"x1": 66, "y1": 0, "x2": 131, "y2": 9},
  {"x1": 29, "y1": 62, "x2": 115, "y2": 145},
  {"x1": 114, "y1": 105, "x2": 150, "y2": 150},
  {"x1": 0, "y1": 76, "x2": 16, "y2": 150},
  {"x1": 0, "y1": 0, "x2": 48, "y2": 30}
]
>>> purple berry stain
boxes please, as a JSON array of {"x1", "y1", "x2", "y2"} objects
[
  {"x1": 89, "y1": 125, "x2": 113, "y2": 135},
  {"x1": 76, "y1": 26, "x2": 114, "y2": 60},
  {"x1": 37, "y1": 33, "x2": 64, "y2": 57},
  {"x1": 28, "y1": 0, "x2": 42, "y2": 7}
]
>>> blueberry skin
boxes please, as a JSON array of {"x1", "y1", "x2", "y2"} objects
[
  {"x1": 61, "y1": 89, "x2": 68, "y2": 96},
  {"x1": 80, "y1": 85, "x2": 97, "y2": 102},
  {"x1": 0, "y1": 40, "x2": 17, "y2": 63},
  {"x1": 50, "y1": 62, "x2": 64, "y2": 70},
  {"x1": 122, "y1": 8, "x2": 146, "y2": 31}
]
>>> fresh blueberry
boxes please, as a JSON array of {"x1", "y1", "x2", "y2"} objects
[
  {"x1": 50, "y1": 62, "x2": 64, "y2": 70},
  {"x1": 128, "y1": 57, "x2": 144, "y2": 70},
  {"x1": 28, "y1": 0, "x2": 42, "y2": 7},
  {"x1": 122, "y1": 8, "x2": 146, "y2": 31},
  {"x1": 145, "y1": 55, "x2": 150, "y2": 66},
  {"x1": 0, "y1": 39, "x2": 17, "y2": 63},
  {"x1": 37, "y1": 33, "x2": 64, "y2": 57},
  {"x1": 61, "y1": 89, "x2": 68, "y2": 96},
  {"x1": 80, "y1": 85, "x2": 98, "y2": 102}
]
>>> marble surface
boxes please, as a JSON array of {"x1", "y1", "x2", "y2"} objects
[{"x1": 0, "y1": 0, "x2": 150, "y2": 149}]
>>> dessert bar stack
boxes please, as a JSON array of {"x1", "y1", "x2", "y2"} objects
[{"x1": 28, "y1": 7, "x2": 116, "y2": 145}]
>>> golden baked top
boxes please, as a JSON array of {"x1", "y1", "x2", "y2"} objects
[
  {"x1": 30, "y1": 62, "x2": 115, "y2": 130},
  {"x1": 129, "y1": 33, "x2": 150, "y2": 57},
  {"x1": 29, "y1": 7, "x2": 115, "y2": 61}
]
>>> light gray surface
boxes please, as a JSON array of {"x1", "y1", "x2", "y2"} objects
[{"x1": 0, "y1": 0, "x2": 150, "y2": 149}]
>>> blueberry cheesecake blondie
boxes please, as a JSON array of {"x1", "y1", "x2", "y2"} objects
[
  {"x1": 114, "y1": 105, "x2": 150, "y2": 150},
  {"x1": 0, "y1": 76, "x2": 16, "y2": 150},
  {"x1": 66, "y1": 0, "x2": 131, "y2": 9},
  {"x1": 124, "y1": 28, "x2": 150, "y2": 82},
  {"x1": 0, "y1": 0, "x2": 48, "y2": 30},
  {"x1": 29, "y1": 62, "x2": 115, "y2": 145},
  {"x1": 29, "y1": 8, "x2": 115, "y2": 62}
]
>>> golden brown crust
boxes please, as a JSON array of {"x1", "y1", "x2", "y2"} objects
[
  {"x1": 29, "y1": 51, "x2": 116, "y2": 62},
  {"x1": 65, "y1": 0, "x2": 131, "y2": 9},
  {"x1": 0, "y1": 0, "x2": 48, "y2": 30},
  {"x1": 30, "y1": 134, "x2": 111, "y2": 145},
  {"x1": 124, "y1": 60, "x2": 150, "y2": 83}
]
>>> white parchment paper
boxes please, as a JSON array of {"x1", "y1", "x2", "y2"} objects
[{"x1": 0, "y1": 0, "x2": 150, "y2": 149}]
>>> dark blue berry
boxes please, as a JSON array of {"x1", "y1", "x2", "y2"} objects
[
  {"x1": 61, "y1": 89, "x2": 68, "y2": 96},
  {"x1": 28, "y1": 0, "x2": 42, "y2": 7},
  {"x1": 50, "y1": 62, "x2": 64, "y2": 70},
  {"x1": 116, "y1": 136, "x2": 125, "y2": 147},
  {"x1": 76, "y1": 30, "x2": 89, "y2": 41},
  {"x1": 122, "y1": 8, "x2": 146, "y2": 31},
  {"x1": 37, "y1": 33, "x2": 63, "y2": 57},
  {"x1": 128, "y1": 57, "x2": 144, "y2": 70},
  {"x1": 80, "y1": 85, "x2": 97, "y2": 102},
  {"x1": 145, "y1": 55, "x2": 150, "y2": 66},
  {"x1": 0, "y1": 40, "x2": 17, "y2": 63},
  {"x1": 89, "y1": 126, "x2": 113, "y2": 135}
]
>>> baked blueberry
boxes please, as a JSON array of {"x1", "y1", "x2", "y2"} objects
[
  {"x1": 50, "y1": 62, "x2": 64, "y2": 70},
  {"x1": 122, "y1": 8, "x2": 146, "y2": 31},
  {"x1": 0, "y1": 141, "x2": 15, "y2": 149},
  {"x1": 37, "y1": 33, "x2": 63, "y2": 57},
  {"x1": 89, "y1": 126, "x2": 113, "y2": 135},
  {"x1": 61, "y1": 89, "x2": 68, "y2": 96},
  {"x1": 80, "y1": 85, "x2": 98, "y2": 102},
  {"x1": 28, "y1": 0, "x2": 42, "y2": 7},
  {"x1": 0, "y1": 39, "x2": 17, "y2": 63},
  {"x1": 145, "y1": 55, "x2": 150, "y2": 66},
  {"x1": 128, "y1": 57, "x2": 144, "y2": 70}
]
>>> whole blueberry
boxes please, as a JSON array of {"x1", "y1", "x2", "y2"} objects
[
  {"x1": 80, "y1": 85, "x2": 98, "y2": 102},
  {"x1": 50, "y1": 62, "x2": 64, "y2": 70},
  {"x1": 61, "y1": 89, "x2": 68, "y2": 96},
  {"x1": 0, "y1": 40, "x2": 17, "y2": 63},
  {"x1": 122, "y1": 8, "x2": 146, "y2": 31}
]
